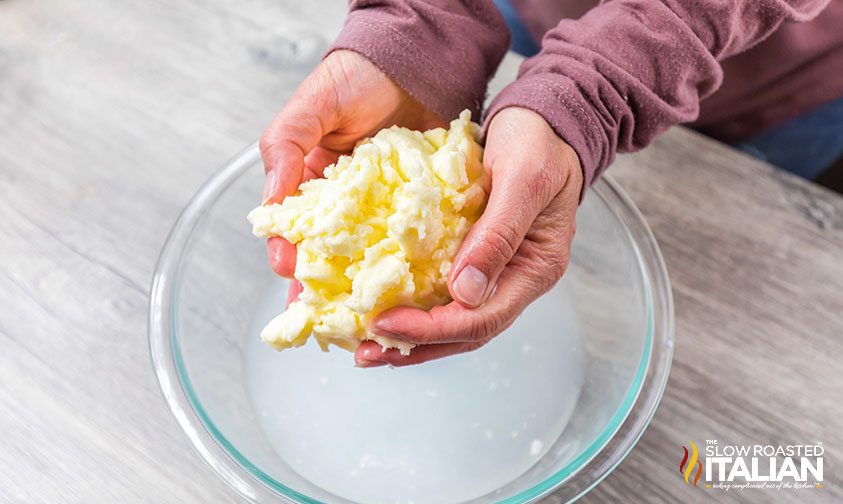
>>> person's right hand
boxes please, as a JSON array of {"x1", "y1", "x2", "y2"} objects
[{"x1": 260, "y1": 50, "x2": 445, "y2": 281}]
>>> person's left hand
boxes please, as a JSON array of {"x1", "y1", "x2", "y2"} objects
[{"x1": 355, "y1": 107, "x2": 583, "y2": 367}]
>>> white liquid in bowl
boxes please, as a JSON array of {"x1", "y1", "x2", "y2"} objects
[{"x1": 244, "y1": 281, "x2": 585, "y2": 504}]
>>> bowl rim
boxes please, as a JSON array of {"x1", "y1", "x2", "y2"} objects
[{"x1": 149, "y1": 142, "x2": 674, "y2": 504}]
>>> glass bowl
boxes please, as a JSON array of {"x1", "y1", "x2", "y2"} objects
[{"x1": 149, "y1": 143, "x2": 674, "y2": 503}]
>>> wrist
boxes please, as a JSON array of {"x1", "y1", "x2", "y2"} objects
[
  {"x1": 484, "y1": 76, "x2": 604, "y2": 201},
  {"x1": 486, "y1": 106, "x2": 585, "y2": 202}
]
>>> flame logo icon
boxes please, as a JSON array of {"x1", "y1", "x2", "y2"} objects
[{"x1": 679, "y1": 441, "x2": 703, "y2": 486}]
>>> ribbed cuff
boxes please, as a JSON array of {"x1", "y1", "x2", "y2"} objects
[
  {"x1": 484, "y1": 73, "x2": 609, "y2": 200},
  {"x1": 328, "y1": 7, "x2": 506, "y2": 121}
]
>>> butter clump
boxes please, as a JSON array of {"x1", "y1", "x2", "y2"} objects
[{"x1": 248, "y1": 110, "x2": 487, "y2": 355}]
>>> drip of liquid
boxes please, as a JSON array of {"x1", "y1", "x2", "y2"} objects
[{"x1": 244, "y1": 281, "x2": 585, "y2": 504}]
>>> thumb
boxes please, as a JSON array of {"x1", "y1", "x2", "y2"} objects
[
  {"x1": 449, "y1": 168, "x2": 546, "y2": 308},
  {"x1": 259, "y1": 74, "x2": 338, "y2": 204}
]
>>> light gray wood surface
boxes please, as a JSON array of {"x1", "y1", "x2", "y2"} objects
[{"x1": 1, "y1": 1, "x2": 841, "y2": 503}]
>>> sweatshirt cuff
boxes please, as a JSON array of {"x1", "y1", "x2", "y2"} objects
[
  {"x1": 327, "y1": 2, "x2": 509, "y2": 122},
  {"x1": 484, "y1": 73, "x2": 611, "y2": 196}
]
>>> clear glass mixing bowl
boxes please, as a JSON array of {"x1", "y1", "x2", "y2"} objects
[{"x1": 149, "y1": 143, "x2": 674, "y2": 503}]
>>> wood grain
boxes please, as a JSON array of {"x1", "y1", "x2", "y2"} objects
[
  {"x1": 582, "y1": 130, "x2": 843, "y2": 504},
  {"x1": 1, "y1": 0, "x2": 841, "y2": 503}
]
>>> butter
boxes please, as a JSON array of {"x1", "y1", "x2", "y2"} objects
[{"x1": 248, "y1": 110, "x2": 487, "y2": 355}]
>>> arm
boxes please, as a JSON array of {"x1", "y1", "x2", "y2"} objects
[
  {"x1": 365, "y1": 0, "x2": 832, "y2": 367},
  {"x1": 486, "y1": 0, "x2": 831, "y2": 190},
  {"x1": 258, "y1": 2, "x2": 509, "y2": 361},
  {"x1": 329, "y1": 0, "x2": 510, "y2": 120}
]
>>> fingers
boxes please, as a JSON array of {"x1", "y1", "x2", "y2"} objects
[
  {"x1": 356, "y1": 227, "x2": 574, "y2": 369},
  {"x1": 449, "y1": 157, "x2": 563, "y2": 309},
  {"x1": 264, "y1": 146, "x2": 340, "y2": 279},
  {"x1": 260, "y1": 68, "x2": 344, "y2": 277},
  {"x1": 259, "y1": 68, "x2": 339, "y2": 204},
  {"x1": 374, "y1": 258, "x2": 539, "y2": 346},
  {"x1": 303, "y1": 146, "x2": 343, "y2": 181},
  {"x1": 449, "y1": 172, "x2": 539, "y2": 308},
  {"x1": 260, "y1": 114, "x2": 323, "y2": 204},
  {"x1": 267, "y1": 237, "x2": 297, "y2": 277},
  {"x1": 448, "y1": 108, "x2": 578, "y2": 309},
  {"x1": 374, "y1": 190, "x2": 577, "y2": 347},
  {"x1": 286, "y1": 280, "x2": 303, "y2": 307},
  {"x1": 356, "y1": 107, "x2": 583, "y2": 366},
  {"x1": 354, "y1": 342, "x2": 389, "y2": 368},
  {"x1": 354, "y1": 340, "x2": 487, "y2": 368},
  {"x1": 262, "y1": 146, "x2": 342, "y2": 209}
]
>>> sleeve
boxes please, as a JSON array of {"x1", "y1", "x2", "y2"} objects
[
  {"x1": 484, "y1": 0, "x2": 831, "y2": 191},
  {"x1": 327, "y1": 0, "x2": 511, "y2": 121}
]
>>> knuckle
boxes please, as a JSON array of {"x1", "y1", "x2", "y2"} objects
[
  {"x1": 483, "y1": 220, "x2": 521, "y2": 264},
  {"x1": 464, "y1": 311, "x2": 506, "y2": 342},
  {"x1": 260, "y1": 129, "x2": 294, "y2": 164},
  {"x1": 259, "y1": 130, "x2": 275, "y2": 159},
  {"x1": 481, "y1": 313, "x2": 502, "y2": 338},
  {"x1": 426, "y1": 308, "x2": 452, "y2": 343},
  {"x1": 431, "y1": 324, "x2": 450, "y2": 344},
  {"x1": 548, "y1": 249, "x2": 570, "y2": 279},
  {"x1": 260, "y1": 130, "x2": 307, "y2": 170},
  {"x1": 526, "y1": 166, "x2": 560, "y2": 203},
  {"x1": 259, "y1": 137, "x2": 280, "y2": 175},
  {"x1": 535, "y1": 249, "x2": 570, "y2": 293},
  {"x1": 462, "y1": 319, "x2": 485, "y2": 342}
]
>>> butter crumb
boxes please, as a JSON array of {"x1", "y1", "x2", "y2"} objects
[{"x1": 248, "y1": 111, "x2": 487, "y2": 354}]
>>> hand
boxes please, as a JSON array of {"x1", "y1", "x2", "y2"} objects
[
  {"x1": 356, "y1": 107, "x2": 583, "y2": 367},
  {"x1": 260, "y1": 50, "x2": 444, "y2": 280}
]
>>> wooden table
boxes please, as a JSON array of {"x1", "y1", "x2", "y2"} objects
[{"x1": 1, "y1": 1, "x2": 841, "y2": 502}]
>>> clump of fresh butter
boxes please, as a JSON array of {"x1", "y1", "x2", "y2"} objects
[{"x1": 248, "y1": 110, "x2": 487, "y2": 355}]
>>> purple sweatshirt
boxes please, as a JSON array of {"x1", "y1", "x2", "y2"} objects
[{"x1": 329, "y1": 0, "x2": 841, "y2": 190}]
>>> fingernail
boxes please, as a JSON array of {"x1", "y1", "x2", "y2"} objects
[
  {"x1": 262, "y1": 169, "x2": 277, "y2": 204},
  {"x1": 356, "y1": 359, "x2": 387, "y2": 368},
  {"x1": 453, "y1": 265, "x2": 489, "y2": 307}
]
